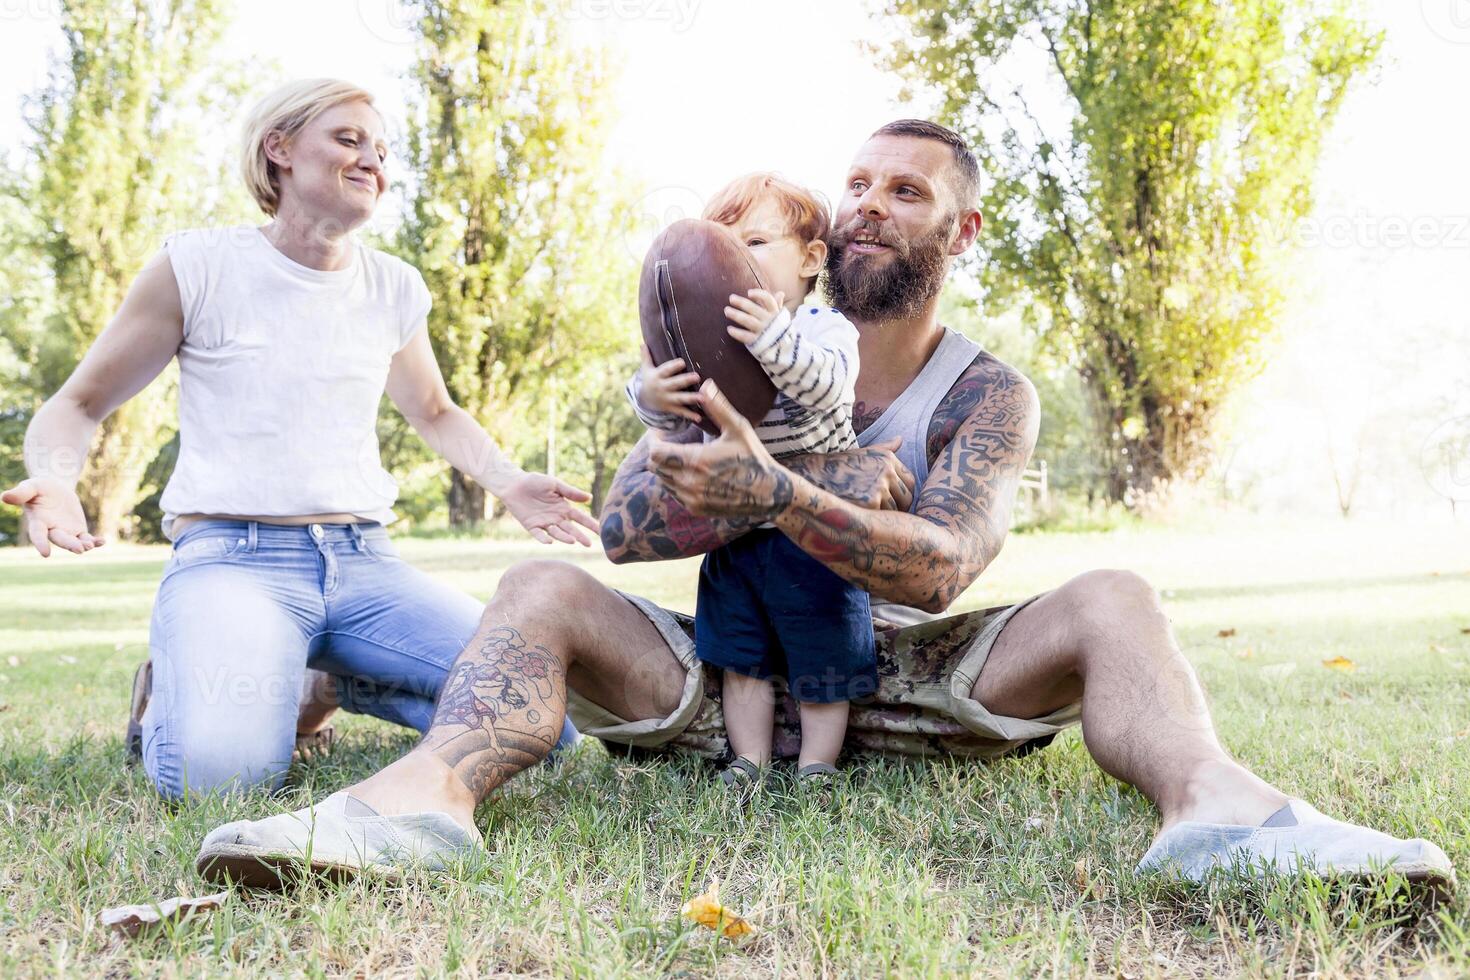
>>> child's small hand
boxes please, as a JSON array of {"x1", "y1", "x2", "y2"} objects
[
  {"x1": 725, "y1": 289, "x2": 786, "y2": 345},
  {"x1": 637, "y1": 344, "x2": 703, "y2": 423}
]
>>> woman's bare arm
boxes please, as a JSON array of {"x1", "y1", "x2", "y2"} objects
[
  {"x1": 385, "y1": 324, "x2": 600, "y2": 545},
  {"x1": 2, "y1": 250, "x2": 184, "y2": 555}
]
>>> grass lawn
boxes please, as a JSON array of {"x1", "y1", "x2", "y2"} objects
[{"x1": 1, "y1": 517, "x2": 1468, "y2": 977}]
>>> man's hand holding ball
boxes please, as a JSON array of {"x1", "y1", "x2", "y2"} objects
[
  {"x1": 647, "y1": 380, "x2": 791, "y2": 519},
  {"x1": 647, "y1": 379, "x2": 916, "y2": 520}
]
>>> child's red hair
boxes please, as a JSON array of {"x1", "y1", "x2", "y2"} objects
[{"x1": 702, "y1": 172, "x2": 831, "y2": 246}]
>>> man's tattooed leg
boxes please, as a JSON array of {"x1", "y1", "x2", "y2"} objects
[{"x1": 418, "y1": 626, "x2": 566, "y2": 798}]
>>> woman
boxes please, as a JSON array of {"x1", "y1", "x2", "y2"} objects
[{"x1": 1, "y1": 79, "x2": 597, "y2": 800}]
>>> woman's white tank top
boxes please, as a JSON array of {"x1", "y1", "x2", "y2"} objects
[{"x1": 158, "y1": 226, "x2": 430, "y2": 539}]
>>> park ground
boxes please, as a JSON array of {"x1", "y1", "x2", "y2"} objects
[{"x1": 0, "y1": 517, "x2": 1467, "y2": 977}]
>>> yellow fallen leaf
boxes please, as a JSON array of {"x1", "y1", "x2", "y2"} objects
[
  {"x1": 1429, "y1": 643, "x2": 1448, "y2": 654},
  {"x1": 1322, "y1": 656, "x2": 1356, "y2": 672},
  {"x1": 1236, "y1": 646, "x2": 1254, "y2": 660},
  {"x1": 681, "y1": 877, "x2": 755, "y2": 939}
]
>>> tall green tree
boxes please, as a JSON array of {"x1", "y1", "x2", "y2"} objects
[
  {"x1": 396, "y1": 0, "x2": 637, "y2": 526},
  {"x1": 547, "y1": 352, "x2": 645, "y2": 518},
  {"x1": 0, "y1": 0, "x2": 243, "y2": 539},
  {"x1": 884, "y1": 0, "x2": 1380, "y2": 501}
]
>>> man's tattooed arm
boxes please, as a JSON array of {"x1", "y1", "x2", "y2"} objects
[
  {"x1": 418, "y1": 626, "x2": 565, "y2": 798},
  {"x1": 772, "y1": 354, "x2": 1039, "y2": 613},
  {"x1": 600, "y1": 431, "x2": 916, "y2": 564}
]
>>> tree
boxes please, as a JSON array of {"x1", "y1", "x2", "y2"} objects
[
  {"x1": 0, "y1": 0, "x2": 244, "y2": 539},
  {"x1": 395, "y1": 0, "x2": 637, "y2": 527},
  {"x1": 883, "y1": 0, "x2": 1381, "y2": 502},
  {"x1": 553, "y1": 353, "x2": 646, "y2": 518}
]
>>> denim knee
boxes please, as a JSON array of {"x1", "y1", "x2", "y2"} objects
[{"x1": 143, "y1": 722, "x2": 294, "y2": 802}]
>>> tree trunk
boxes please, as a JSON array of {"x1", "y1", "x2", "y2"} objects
[
  {"x1": 77, "y1": 402, "x2": 164, "y2": 541},
  {"x1": 590, "y1": 456, "x2": 607, "y2": 518},
  {"x1": 448, "y1": 467, "x2": 486, "y2": 528},
  {"x1": 1099, "y1": 399, "x2": 1173, "y2": 505}
]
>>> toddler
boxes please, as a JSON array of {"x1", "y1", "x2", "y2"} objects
[{"x1": 626, "y1": 173, "x2": 876, "y2": 793}]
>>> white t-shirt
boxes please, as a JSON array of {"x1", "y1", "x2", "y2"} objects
[{"x1": 158, "y1": 226, "x2": 430, "y2": 538}]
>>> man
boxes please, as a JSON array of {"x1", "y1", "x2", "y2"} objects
[{"x1": 196, "y1": 121, "x2": 1454, "y2": 894}]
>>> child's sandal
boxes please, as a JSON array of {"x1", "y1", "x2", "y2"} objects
[
  {"x1": 719, "y1": 757, "x2": 763, "y2": 800},
  {"x1": 796, "y1": 762, "x2": 838, "y2": 782},
  {"x1": 796, "y1": 762, "x2": 839, "y2": 807}
]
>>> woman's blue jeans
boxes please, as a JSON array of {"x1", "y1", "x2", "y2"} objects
[{"x1": 141, "y1": 520, "x2": 576, "y2": 800}]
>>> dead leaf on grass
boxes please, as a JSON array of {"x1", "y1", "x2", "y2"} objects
[
  {"x1": 1235, "y1": 646, "x2": 1254, "y2": 660},
  {"x1": 1217, "y1": 628, "x2": 1237, "y2": 638},
  {"x1": 1430, "y1": 643, "x2": 1448, "y2": 654},
  {"x1": 1073, "y1": 856, "x2": 1110, "y2": 900},
  {"x1": 681, "y1": 877, "x2": 755, "y2": 939},
  {"x1": 99, "y1": 891, "x2": 230, "y2": 938},
  {"x1": 1322, "y1": 656, "x2": 1356, "y2": 672}
]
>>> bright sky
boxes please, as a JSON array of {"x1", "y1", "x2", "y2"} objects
[{"x1": 0, "y1": 0, "x2": 1465, "y2": 516}]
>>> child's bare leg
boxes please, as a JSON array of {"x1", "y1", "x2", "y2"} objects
[
  {"x1": 797, "y1": 700, "x2": 849, "y2": 768},
  {"x1": 722, "y1": 671, "x2": 775, "y2": 766}
]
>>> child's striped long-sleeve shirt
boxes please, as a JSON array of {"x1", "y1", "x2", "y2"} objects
[{"x1": 626, "y1": 304, "x2": 859, "y2": 459}]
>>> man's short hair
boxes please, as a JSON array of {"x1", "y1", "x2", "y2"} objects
[{"x1": 870, "y1": 119, "x2": 981, "y2": 210}]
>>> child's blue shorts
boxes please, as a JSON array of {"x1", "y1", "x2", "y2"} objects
[{"x1": 694, "y1": 528, "x2": 878, "y2": 704}]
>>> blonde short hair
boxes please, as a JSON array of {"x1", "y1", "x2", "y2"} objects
[{"x1": 240, "y1": 79, "x2": 377, "y2": 217}]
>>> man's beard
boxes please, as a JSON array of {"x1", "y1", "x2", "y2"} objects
[{"x1": 824, "y1": 213, "x2": 955, "y2": 321}]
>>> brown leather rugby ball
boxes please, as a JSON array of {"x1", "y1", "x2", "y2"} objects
[{"x1": 639, "y1": 218, "x2": 777, "y2": 435}]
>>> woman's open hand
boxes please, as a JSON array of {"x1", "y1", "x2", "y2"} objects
[
  {"x1": 499, "y1": 473, "x2": 602, "y2": 546},
  {"x1": 1, "y1": 477, "x2": 105, "y2": 557}
]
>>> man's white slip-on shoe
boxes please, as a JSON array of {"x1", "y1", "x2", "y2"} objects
[
  {"x1": 1137, "y1": 799, "x2": 1456, "y2": 896},
  {"x1": 196, "y1": 791, "x2": 481, "y2": 889}
]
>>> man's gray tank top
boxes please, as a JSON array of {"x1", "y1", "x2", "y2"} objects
[{"x1": 854, "y1": 326, "x2": 983, "y2": 626}]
